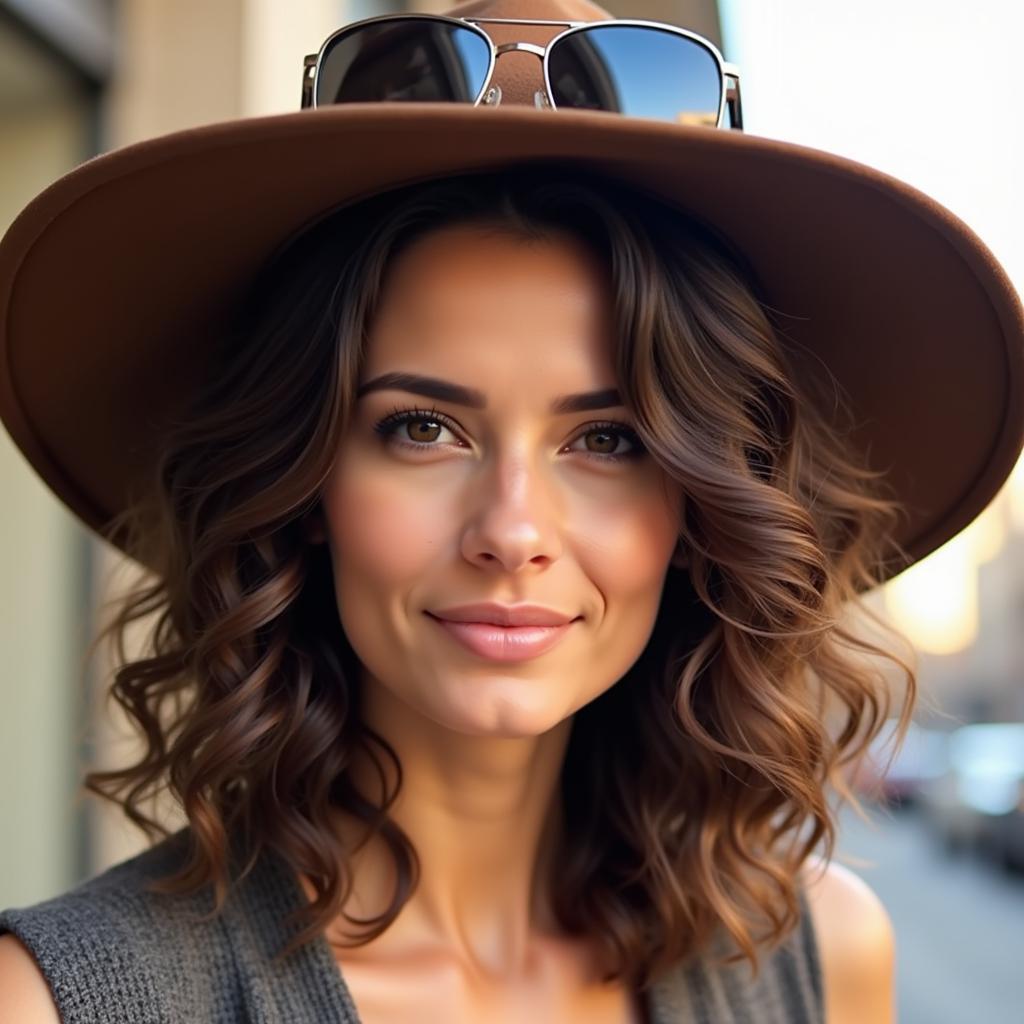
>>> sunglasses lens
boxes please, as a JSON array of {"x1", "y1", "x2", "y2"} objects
[
  {"x1": 548, "y1": 25, "x2": 722, "y2": 125},
  {"x1": 316, "y1": 19, "x2": 491, "y2": 105}
]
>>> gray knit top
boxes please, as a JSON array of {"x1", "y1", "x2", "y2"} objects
[{"x1": 1, "y1": 829, "x2": 824, "y2": 1022}]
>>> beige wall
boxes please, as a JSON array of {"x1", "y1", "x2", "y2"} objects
[
  {"x1": 0, "y1": 29, "x2": 94, "y2": 907},
  {"x1": 105, "y1": 0, "x2": 245, "y2": 144}
]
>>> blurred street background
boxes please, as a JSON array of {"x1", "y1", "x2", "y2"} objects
[
  {"x1": 2, "y1": 3, "x2": 1022, "y2": 1022},
  {"x1": 838, "y1": 799, "x2": 1024, "y2": 1024}
]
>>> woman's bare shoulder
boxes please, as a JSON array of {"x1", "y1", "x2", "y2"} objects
[
  {"x1": 0, "y1": 933, "x2": 61, "y2": 1023},
  {"x1": 799, "y1": 854, "x2": 896, "y2": 1024}
]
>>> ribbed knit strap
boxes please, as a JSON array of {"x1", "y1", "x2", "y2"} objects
[
  {"x1": 1, "y1": 901, "x2": 167, "y2": 1023},
  {"x1": 221, "y1": 844, "x2": 361, "y2": 1023},
  {"x1": 646, "y1": 884, "x2": 825, "y2": 1024},
  {"x1": 0, "y1": 833, "x2": 216, "y2": 1023},
  {"x1": 0, "y1": 831, "x2": 361, "y2": 1024}
]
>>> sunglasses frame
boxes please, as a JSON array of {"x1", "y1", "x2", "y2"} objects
[{"x1": 301, "y1": 14, "x2": 744, "y2": 131}]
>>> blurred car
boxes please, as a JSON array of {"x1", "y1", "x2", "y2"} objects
[
  {"x1": 989, "y1": 777, "x2": 1024, "y2": 873},
  {"x1": 849, "y1": 719, "x2": 950, "y2": 808},
  {"x1": 919, "y1": 722, "x2": 1024, "y2": 860}
]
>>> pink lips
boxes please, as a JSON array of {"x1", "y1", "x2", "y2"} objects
[{"x1": 425, "y1": 603, "x2": 579, "y2": 662}]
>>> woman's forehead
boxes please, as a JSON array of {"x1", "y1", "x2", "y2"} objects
[
  {"x1": 377, "y1": 222, "x2": 609, "y2": 313},
  {"x1": 363, "y1": 224, "x2": 617, "y2": 395}
]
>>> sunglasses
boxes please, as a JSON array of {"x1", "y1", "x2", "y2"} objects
[{"x1": 300, "y1": 15, "x2": 743, "y2": 131}]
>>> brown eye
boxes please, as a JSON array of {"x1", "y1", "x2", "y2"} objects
[
  {"x1": 373, "y1": 406, "x2": 462, "y2": 451},
  {"x1": 406, "y1": 418, "x2": 442, "y2": 443},
  {"x1": 584, "y1": 429, "x2": 620, "y2": 454},
  {"x1": 569, "y1": 422, "x2": 645, "y2": 463}
]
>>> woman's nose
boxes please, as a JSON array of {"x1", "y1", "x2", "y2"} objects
[{"x1": 458, "y1": 455, "x2": 564, "y2": 574}]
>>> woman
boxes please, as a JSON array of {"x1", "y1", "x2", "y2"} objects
[{"x1": 0, "y1": 2, "x2": 1021, "y2": 1022}]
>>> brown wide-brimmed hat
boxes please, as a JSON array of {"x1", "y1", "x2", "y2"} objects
[{"x1": 1, "y1": 0, "x2": 1022, "y2": 583}]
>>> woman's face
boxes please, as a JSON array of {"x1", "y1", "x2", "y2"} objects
[{"x1": 317, "y1": 223, "x2": 684, "y2": 738}]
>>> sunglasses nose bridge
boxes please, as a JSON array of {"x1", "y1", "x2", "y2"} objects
[
  {"x1": 494, "y1": 41, "x2": 546, "y2": 59},
  {"x1": 485, "y1": 40, "x2": 551, "y2": 107}
]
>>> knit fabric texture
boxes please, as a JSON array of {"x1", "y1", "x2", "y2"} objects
[{"x1": 1, "y1": 828, "x2": 824, "y2": 1022}]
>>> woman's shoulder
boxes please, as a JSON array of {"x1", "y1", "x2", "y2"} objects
[
  {"x1": 0, "y1": 933, "x2": 62, "y2": 1024},
  {"x1": 0, "y1": 828, "x2": 231, "y2": 1024},
  {"x1": 800, "y1": 855, "x2": 896, "y2": 1024}
]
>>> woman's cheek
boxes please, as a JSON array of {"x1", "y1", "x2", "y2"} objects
[
  {"x1": 325, "y1": 459, "x2": 455, "y2": 582},
  {"x1": 571, "y1": 481, "x2": 680, "y2": 586}
]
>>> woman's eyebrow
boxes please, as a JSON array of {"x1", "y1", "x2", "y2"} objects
[{"x1": 356, "y1": 372, "x2": 624, "y2": 414}]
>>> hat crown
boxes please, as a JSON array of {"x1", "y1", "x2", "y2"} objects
[{"x1": 442, "y1": 0, "x2": 613, "y2": 23}]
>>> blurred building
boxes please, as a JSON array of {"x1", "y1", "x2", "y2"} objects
[{"x1": 0, "y1": 0, "x2": 114, "y2": 908}]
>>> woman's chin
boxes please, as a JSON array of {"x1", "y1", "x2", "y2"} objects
[{"x1": 421, "y1": 683, "x2": 575, "y2": 739}]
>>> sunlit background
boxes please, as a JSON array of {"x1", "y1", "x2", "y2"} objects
[
  {"x1": 1, "y1": 2, "x2": 1022, "y2": 1022},
  {"x1": 722, "y1": 0, "x2": 1024, "y2": 683}
]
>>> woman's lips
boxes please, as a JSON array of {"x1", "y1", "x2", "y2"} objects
[{"x1": 425, "y1": 613, "x2": 577, "y2": 662}]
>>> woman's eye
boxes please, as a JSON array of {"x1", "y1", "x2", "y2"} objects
[
  {"x1": 567, "y1": 424, "x2": 645, "y2": 463},
  {"x1": 373, "y1": 407, "x2": 462, "y2": 451},
  {"x1": 373, "y1": 407, "x2": 645, "y2": 464}
]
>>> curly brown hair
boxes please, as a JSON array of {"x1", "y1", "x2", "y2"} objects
[{"x1": 84, "y1": 165, "x2": 916, "y2": 992}]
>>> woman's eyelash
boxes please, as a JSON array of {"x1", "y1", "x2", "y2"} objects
[
  {"x1": 373, "y1": 404, "x2": 458, "y2": 446},
  {"x1": 372, "y1": 405, "x2": 646, "y2": 463}
]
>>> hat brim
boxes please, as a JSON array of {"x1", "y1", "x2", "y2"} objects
[{"x1": 2, "y1": 103, "x2": 1022, "y2": 579}]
